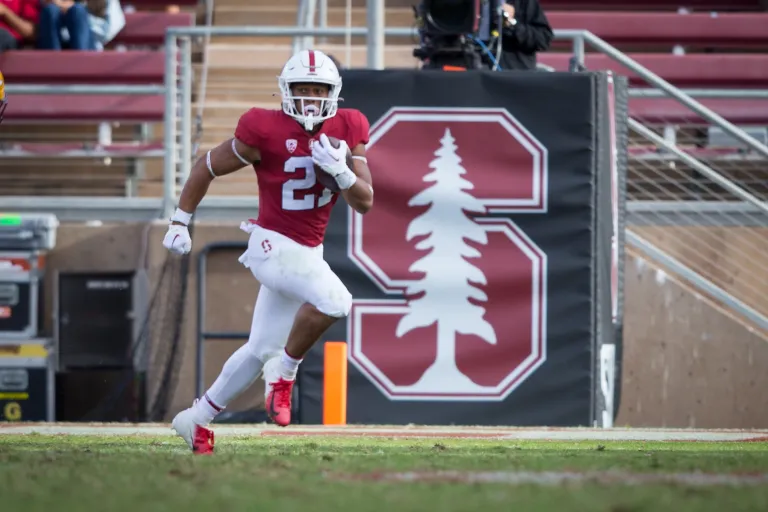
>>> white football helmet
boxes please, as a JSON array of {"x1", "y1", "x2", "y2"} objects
[{"x1": 278, "y1": 49, "x2": 342, "y2": 131}]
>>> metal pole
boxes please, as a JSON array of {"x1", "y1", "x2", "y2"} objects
[
  {"x1": 304, "y1": 0, "x2": 318, "y2": 51},
  {"x1": 180, "y1": 37, "x2": 193, "y2": 184},
  {"x1": 318, "y1": 0, "x2": 328, "y2": 44},
  {"x1": 572, "y1": 35, "x2": 585, "y2": 69},
  {"x1": 345, "y1": 0, "x2": 352, "y2": 67},
  {"x1": 629, "y1": 118, "x2": 768, "y2": 215},
  {"x1": 196, "y1": 246, "x2": 207, "y2": 399},
  {"x1": 583, "y1": 31, "x2": 768, "y2": 159},
  {"x1": 292, "y1": 0, "x2": 307, "y2": 54},
  {"x1": 630, "y1": 88, "x2": 768, "y2": 99},
  {"x1": 163, "y1": 33, "x2": 179, "y2": 219},
  {"x1": 366, "y1": 0, "x2": 385, "y2": 69},
  {"x1": 627, "y1": 231, "x2": 768, "y2": 333}
]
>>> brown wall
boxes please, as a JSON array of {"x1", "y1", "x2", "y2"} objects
[
  {"x1": 44, "y1": 222, "x2": 264, "y2": 419},
  {"x1": 41, "y1": 223, "x2": 768, "y2": 427},
  {"x1": 616, "y1": 251, "x2": 768, "y2": 428}
]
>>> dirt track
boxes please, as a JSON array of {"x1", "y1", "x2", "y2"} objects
[{"x1": 1, "y1": 423, "x2": 767, "y2": 442}]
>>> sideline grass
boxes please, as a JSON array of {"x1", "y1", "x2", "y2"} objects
[{"x1": 1, "y1": 434, "x2": 767, "y2": 511}]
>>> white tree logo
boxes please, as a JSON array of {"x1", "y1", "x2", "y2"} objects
[{"x1": 396, "y1": 127, "x2": 497, "y2": 392}]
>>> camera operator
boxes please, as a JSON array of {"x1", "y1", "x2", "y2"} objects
[{"x1": 478, "y1": 0, "x2": 553, "y2": 70}]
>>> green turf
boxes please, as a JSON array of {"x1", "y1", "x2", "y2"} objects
[{"x1": 1, "y1": 434, "x2": 767, "y2": 512}]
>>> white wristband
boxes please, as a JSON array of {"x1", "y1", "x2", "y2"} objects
[
  {"x1": 335, "y1": 168, "x2": 358, "y2": 190},
  {"x1": 171, "y1": 207, "x2": 193, "y2": 225}
]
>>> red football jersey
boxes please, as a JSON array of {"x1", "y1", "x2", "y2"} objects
[{"x1": 234, "y1": 108, "x2": 370, "y2": 247}]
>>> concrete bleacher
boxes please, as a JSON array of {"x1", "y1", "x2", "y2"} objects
[{"x1": 2, "y1": 0, "x2": 767, "y2": 198}]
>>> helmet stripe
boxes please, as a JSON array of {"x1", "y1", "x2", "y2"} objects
[{"x1": 308, "y1": 50, "x2": 316, "y2": 74}]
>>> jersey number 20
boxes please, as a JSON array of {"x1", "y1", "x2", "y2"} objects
[{"x1": 282, "y1": 156, "x2": 334, "y2": 211}]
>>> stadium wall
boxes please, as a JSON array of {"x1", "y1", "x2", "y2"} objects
[{"x1": 43, "y1": 222, "x2": 768, "y2": 428}]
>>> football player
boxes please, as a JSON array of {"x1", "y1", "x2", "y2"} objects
[{"x1": 165, "y1": 49, "x2": 373, "y2": 454}]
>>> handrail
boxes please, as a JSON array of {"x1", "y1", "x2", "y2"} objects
[
  {"x1": 191, "y1": 0, "x2": 216, "y2": 159},
  {"x1": 630, "y1": 89, "x2": 768, "y2": 99},
  {"x1": 577, "y1": 30, "x2": 768, "y2": 159},
  {"x1": 627, "y1": 231, "x2": 768, "y2": 333},
  {"x1": 629, "y1": 118, "x2": 768, "y2": 217}
]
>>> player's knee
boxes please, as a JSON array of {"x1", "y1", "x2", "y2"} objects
[
  {"x1": 246, "y1": 334, "x2": 283, "y2": 363},
  {"x1": 315, "y1": 287, "x2": 352, "y2": 319}
]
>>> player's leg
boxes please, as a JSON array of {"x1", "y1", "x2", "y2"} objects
[
  {"x1": 172, "y1": 284, "x2": 300, "y2": 452},
  {"x1": 263, "y1": 259, "x2": 351, "y2": 426},
  {"x1": 198, "y1": 285, "x2": 301, "y2": 417},
  {"x1": 238, "y1": 223, "x2": 352, "y2": 426}
]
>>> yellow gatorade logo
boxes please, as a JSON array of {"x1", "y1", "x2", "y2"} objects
[{"x1": 4, "y1": 401, "x2": 21, "y2": 421}]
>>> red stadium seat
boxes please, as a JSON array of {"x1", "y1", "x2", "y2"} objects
[
  {"x1": 0, "y1": 51, "x2": 165, "y2": 159},
  {"x1": 122, "y1": 0, "x2": 198, "y2": 8},
  {"x1": 539, "y1": 0, "x2": 764, "y2": 11},
  {"x1": 539, "y1": 53, "x2": 768, "y2": 88},
  {"x1": 547, "y1": 12, "x2": 768, "y2": 49},
  {"x1": 7, "y1": 95, "x2": 164, "y2": 122},
  {"x1": 110, "y1": 12, "x2": 194, "y2": 47},
  {"x1": 0, "y1": 51, "x2": 165, "y2": 85}
]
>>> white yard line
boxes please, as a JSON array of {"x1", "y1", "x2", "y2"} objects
[{"x1": 1, "y1": 423, "x2": 767, "y2": 442}]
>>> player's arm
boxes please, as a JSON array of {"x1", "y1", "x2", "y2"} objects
[
  {"x1": 340, "y1": 143, "x2": 374, "y2": 215},
  {"x1": 173, "y1": 138, "x2": 260, "y2": 225},
  {"x1": 170, "y1": 108, "x2": 264, "y2": 228},
  {"x1": 163, "y1": 137, "x2": 259, "y2": 255}
]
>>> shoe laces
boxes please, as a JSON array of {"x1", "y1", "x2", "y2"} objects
[{"x1": 272, "y1": 379, "x2": 294, "y2": 408}]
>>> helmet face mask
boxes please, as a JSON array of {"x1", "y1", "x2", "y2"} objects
[{"x1": 278, "y1": 50, "x2": 341, "y2": 131}]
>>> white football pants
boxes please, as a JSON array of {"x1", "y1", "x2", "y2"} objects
[{"x1": 204, "y1": 222, "x2": 352, "y2": 408}]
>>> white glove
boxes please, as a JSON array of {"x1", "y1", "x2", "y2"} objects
[
  {"x1": 311, "y1": 133, "x2": 357, "y2": 190},
  {"x1": 163, "y1": 224, "x2": 192, "y2": 255}
]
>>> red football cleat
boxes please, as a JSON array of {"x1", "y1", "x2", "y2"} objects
[
  {"x1": 192, "y1": 426, "x2": 215, "y2": 455},
  {"x1": 172, "y1": 404, "x2": 215, "y2": 455},
  {"x1": 266, "y1": 377, "x2": 295, "y2": 427}
]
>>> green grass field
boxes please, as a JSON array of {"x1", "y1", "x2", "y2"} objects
[{"x1": 2, "y1": 427, "x2": 768, "y2": 512}]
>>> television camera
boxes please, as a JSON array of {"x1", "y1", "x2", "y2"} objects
[{"x1": 413, "y1": 0, "x2": 486, "y2": 70}]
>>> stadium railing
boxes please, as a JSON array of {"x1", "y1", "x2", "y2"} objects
[{"x1": 164, "y1": 25, "x2": 768, "y2": 336}]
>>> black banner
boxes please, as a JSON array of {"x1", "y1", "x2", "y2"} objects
[{"x1": 298, "y1": 70, "x2": 619, "y2": 426}]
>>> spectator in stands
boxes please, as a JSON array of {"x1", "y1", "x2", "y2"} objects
[
  {"x1": 90, "y1": 0, "x2": 125, "y2": 50},
  {"x1": 478, "y1": 0, "x2": 552, "y2": 70},
  {"x1": 37, "y1": 0, "x2": 124, "y2": 50},
  {"x1": 0, "y1": 0, "x2": 39, "y2": 51}
]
